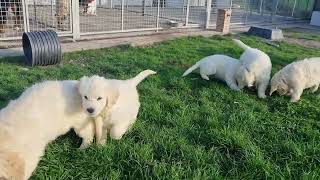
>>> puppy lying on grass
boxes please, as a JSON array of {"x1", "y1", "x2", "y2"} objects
[
  {"x1": 78, "y1": 70, "x2": 156, "y2": 145},
  {"x1": 182, "y1": 54, "x2": 242, "y2": 91},
  {"x1": 270, "y1": 57, "x2": 320, "y2": 102},
  {"x1": 233, "y1": 39, "x2": 272, "y2": 98},
  {"x1": 0, "y1": 80, "x2": 94, "y2": 180}
]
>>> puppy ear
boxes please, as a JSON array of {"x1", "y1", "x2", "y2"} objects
[
  {"x1": 77, "y1": 76, "x2": 89, "y2": 94},
  {"x1": 104, "y1": 83, "x2": 119, "y2": 108},
  {"x1": 269, "y1": 86, "x2": 277, "y2": 96}
]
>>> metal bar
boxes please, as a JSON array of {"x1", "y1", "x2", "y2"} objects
[
  {"x1": 244, "y1": 0, "x2": 248, "y2": 24},
  {"x1": 121, "y1": 0, "x2": 124, "y2": 31},
  {"x1": 185, "y1": 0, "x2": 190, "y2": 26},
  {"x1": 71, "y1": 0, "x2": 80, "y2": 39},
  {"x1": 22, "y1": 0, "x2": 29, "y2": 32},
  {"x1": 205, "y1": 0, "x2": 212, "y2": 29},
  {"x1": 142, "y1": 0, "x2": 145, "y2": 16},
  {"x1": 259, "y1": 0, "x2": 263, "y2": 14},
  {"x1": 110, "y1": 0, "x2": 113, "y2": 8},
  {"x1": 291, "y1": 0, "x2": 297, "y2": 17},
  {"x1": 51, "y1": 0, "x2": 54, "y2": 27},
  {"x1": 156, "y1": 0, "x2": 160, "y2": 31}
]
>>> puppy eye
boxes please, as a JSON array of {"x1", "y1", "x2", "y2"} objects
[
  {"x1": 84, "y1": 96, "x2": 88, "y2": 100},
  {"x1": 97, "y1": 97, "x2": 102, "y2": 101}
]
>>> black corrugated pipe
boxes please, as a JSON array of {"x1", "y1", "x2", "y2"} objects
[{"x1": 22, "y1": 30, "x2": 62, "y2": 66}]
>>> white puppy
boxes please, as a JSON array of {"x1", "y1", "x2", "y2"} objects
[
  {"x1": 270, "y1": 58, "x2": 320, "y2": 102},
  {"x1": 182, "y1": 54, "x2": 241, "y2": 91},
  {"x1": 233, "y1": 39, "x2": 272, "y2": 98},
  {"x1": 0, "y1": 80, "x2": 94, "y2": 180},
  {"x1": 78, "y1": 70, "x2": 156, "y2": 144},
  {"x1": 86, "y1": 0, "x2": 97, "y2": 15}
]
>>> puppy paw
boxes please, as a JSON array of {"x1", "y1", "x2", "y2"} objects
[
  {"x1": 98, "y1": 139, "x2": 106, "y2": 145},
  {"x1": 79, "y1": 143, "x2": 89, "y2": 149},
  {"x1": 258, "y1": 94, "x2": 267, "y2": 99},
  {"x1": 290, "y1": 98, "x2": 299, "y2": 103}
]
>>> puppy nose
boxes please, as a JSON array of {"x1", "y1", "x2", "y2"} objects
[{"x1": 87, "y1": 108, "x2": 94, "y2": 114}]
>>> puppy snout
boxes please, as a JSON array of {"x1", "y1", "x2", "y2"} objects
[{"x1": 87, "y1": 108, "x2": 95, "y2": 114}]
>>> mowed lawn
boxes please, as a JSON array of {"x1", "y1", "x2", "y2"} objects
[{"x1": 1, "y1": 35, "x2": 320, "y2": 179}]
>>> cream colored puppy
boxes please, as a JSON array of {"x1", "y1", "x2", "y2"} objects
[
  {"x1": 78, "y1": 70, "x2": 156, "y2": 144},
  {"x1": 182, "y1": 54, "x2": 241, "y2": 91},
  {"x1": 0, "y1": 80, "x2": 94, "y2": 180},
  {"x1": 270, "y1": 58, "x2": 320, "y2": 102},
  {"x1": 233, "y1": 39, "x2": 272, "y2": 98}
]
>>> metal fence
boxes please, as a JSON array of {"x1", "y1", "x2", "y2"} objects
[{"x1": 0, "y1": 0, "x2": 316, "y2": 41}]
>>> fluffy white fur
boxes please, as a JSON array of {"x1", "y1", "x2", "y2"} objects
[
  {"x1": 270, "y1": 57, "x2": 320, "y2": 102},
  {"x1": 78, "y1": 70, "x2": 156, "y2": 144},
  {"x1": 182, "y1": 54, "x2": 242, "y2": 91},
  {"x1": 0, "y1": 80, "x2": 94, "y2": 180},
  {"x1": 86, "y1": 0, "x2": 97, "y2": 15},
  {"x1": 233, "y1": 39, "x2": 272, "y2": 98}
]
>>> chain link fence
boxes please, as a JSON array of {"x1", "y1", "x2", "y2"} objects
[{"x1": 0, "y1": 0, "x2": 316, "y2": 41}]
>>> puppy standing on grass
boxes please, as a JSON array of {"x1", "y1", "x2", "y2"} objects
[
  {"x1": 78, "y1": 70, "x2": 156, "y2": 145},
  {"x1": 0, "y1": 80, "x2": 95, "y2": 180},
  {"x1": 270, "y1": 58, "x2": 320, "y2": 102},
  {"x1": 182, "y1": 54, "x2": 242, "y2": 91},
  {"x1": 233, "y1": 39, "x2": 272, "y2": 98}
]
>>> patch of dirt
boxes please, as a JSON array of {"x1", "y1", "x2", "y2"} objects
[{"x1": 284, "y1": 38, "x2": 320, "y2": 49}]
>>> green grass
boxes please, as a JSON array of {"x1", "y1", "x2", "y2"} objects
[
  {"x1": 1, "y1": 35, "x2": 320, "y2": 179},
  {"x1": 284, "y1": 28, "x2": 320, "y2": 41}
]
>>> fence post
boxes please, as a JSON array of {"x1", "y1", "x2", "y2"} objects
[
  {"x1": 291, "y1": 0, "x2": 297, "y2": 17},
  {"x1": 121, "y1": 0, "x2": 124, "y2": 30},
  {"x1": 142, "y1": 0, "x2": 145, "y2": 16},
  {"x1": 22, "y1": 0, "x2": 29, "y2": 32},
  {"x1": 205, "y1": 0, "x2": 212, "y2": 29},
  {"x1": 156, "y1": 0, "x2": 160, "y2": 32},
  {"x1": 72, "y1": 0, "x2": 80, "y2": 40},
  {"x1": 185, "y1": 0, "x2": 190, "y2": 26},
  {"x1": 259, "y1": 0, "x2": 263, "y2": 15}
]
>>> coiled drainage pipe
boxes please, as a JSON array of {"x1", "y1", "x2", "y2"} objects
[{"x1": 22, "y1": 30, "x2": 62, "y2": 66}]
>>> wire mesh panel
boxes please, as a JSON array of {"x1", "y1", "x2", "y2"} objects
[
  {"x1": 187, "y1": 0, "x2": 207, "y2": 25},
  {"x1": 27, "y1": 0, "x2": 72, "y2": 33},
  {"x1": 79, "y1": 0, "x2": 122, "y2": 33},
  {"x1": 0, "y1": 0, "x2": 24, "y2": 39},
  {"x1": 123, "y1": 0, "x2": 157, "y2": 30}
]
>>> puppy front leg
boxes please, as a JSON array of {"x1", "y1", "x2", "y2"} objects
[
  {"x1": 311, "y1": 84, "x2": 319, "y2": 93},
  {"x1": 257, "y1": 81, "x2": 268, "y2": 98},
  {"x1": 226, "y1": 76, "x2": 241, "y2": 91},
  {"x1": 94, "y1": 116, "x2": 103, "y2": 143},
  {"x1": 75, "y1": 121, "x2": 95, "y2": 149},
  {"x1": 290, "y1": 86, "x2": 304, "y2": 102}
]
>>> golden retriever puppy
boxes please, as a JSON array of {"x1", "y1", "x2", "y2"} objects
[
  {"x1": 78, "y1": 70, "x2": 156, "y2": 145},
  {"x1": 0, "y1": 80, "x2": 94, "y2": 180},
  {"x1": 270, "y1": 57, "x2": 320, "y2": 102},
  {"x1": 233, "y1": 39, "x2": 272, "y2": 98}
]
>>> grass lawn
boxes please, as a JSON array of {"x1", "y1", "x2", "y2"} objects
[
  {"x1": 284, "y1": 28, "x2": 320, "y2": 41},
  {"x1": 1, "y1": 35, "x2": 320, "y2": 179}
]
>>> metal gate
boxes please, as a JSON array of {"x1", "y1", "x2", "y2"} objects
[
  {"x1": 0, "y1": 0, "x2": 73, "y2": 40},
  {"x1": 78, "y1": 0, "x2": 210, "y2": 35}
]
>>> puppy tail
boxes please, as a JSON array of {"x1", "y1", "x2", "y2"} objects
[
  {"x1": 182, "y1": 63, "x2": 199, "y2": 77},
  {"x1": 232, "y1": 39, "x2": 251, "y2": 50},
  {"x1": 130, "y1": 69, "x2": 157, "y2": 86}
]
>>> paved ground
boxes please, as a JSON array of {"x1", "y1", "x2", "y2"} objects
[{"x1": 0, "y1": 21, "x2": 318, "y2": 59}]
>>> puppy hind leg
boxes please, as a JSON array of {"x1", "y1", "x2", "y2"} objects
[{"x1": 110, "y1": 124, "x2": 129, "y2": 140}]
